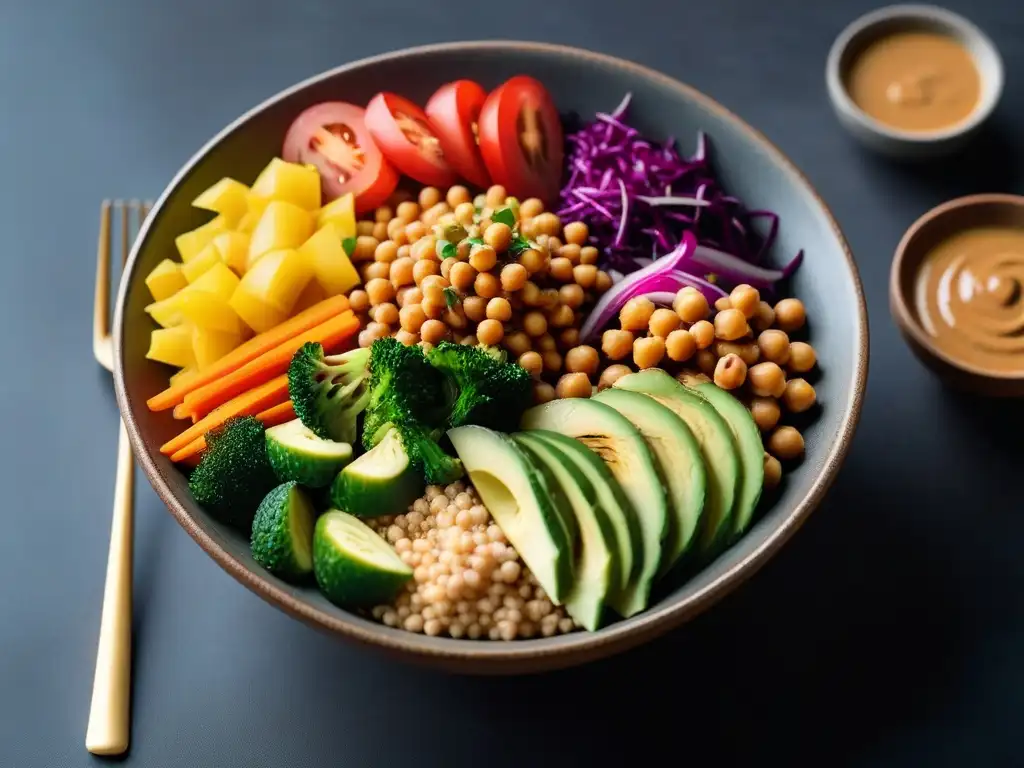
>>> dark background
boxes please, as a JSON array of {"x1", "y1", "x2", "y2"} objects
[{"x1": 3, "y1": 0, "x2": 1023, "y2": 765}]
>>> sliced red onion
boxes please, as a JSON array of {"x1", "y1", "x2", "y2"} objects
[
  {"x1": 635, "y1": 195, "x2": 711, "y2": 207},
  {"x1": 683, "y1": 244, "x2": 786, "y2": 289}
]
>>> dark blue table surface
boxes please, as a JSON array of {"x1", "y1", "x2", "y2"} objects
[{"x1": 4, "y1": 0, "x2": 1024, "y2": 765}]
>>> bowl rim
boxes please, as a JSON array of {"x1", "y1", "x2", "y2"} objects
[
  {"x1": 825, "y1": 3, "x2": 1004, "y2": 143},
  {"x1": 113, "y1": 39, "x2": 869, "y2": 669},
  {"x1": 890, "y1": 192, "x2": 1024, "y2": 382}
]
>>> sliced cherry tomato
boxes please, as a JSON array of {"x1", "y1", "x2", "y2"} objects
[
  {"x1": 365, "y1": 93, "x2": 457, "y2": 188},
  {"x1": 424, "y1": 80, "x2": 491, "y2": 190},
  {"x1": 478, "y1": 76, "x2": 564, "y2": 204}
]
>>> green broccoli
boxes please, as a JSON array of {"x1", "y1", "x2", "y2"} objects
[
  {"x1": 188, "y1": 416, "x2": 278, "y2": 530},
  {"x1": 362, "y1": 337, "x2": 464, "y2": 484},
  {"x1": 287, "y1": 342, "x2": 370, "y2": 444},
  {"x1": 426, "y1": 341, "x2": 533, "y2": 433}
]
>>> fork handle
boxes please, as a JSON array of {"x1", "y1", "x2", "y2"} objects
[{"x1": 85, "y1": 420, "x2": 135, "y2": 755}]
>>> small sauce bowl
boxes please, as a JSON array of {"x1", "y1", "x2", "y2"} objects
[
  {"x1": 890, "y1": 194, "x2": 1024, "y2": 395},
  {"x1": 826, "y1": 4, "x2": 1003, "y2": 158}
]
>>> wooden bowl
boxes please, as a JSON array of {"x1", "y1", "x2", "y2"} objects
[{"x1": 113, "y1": 41, "x2": 869, "y2": 673}]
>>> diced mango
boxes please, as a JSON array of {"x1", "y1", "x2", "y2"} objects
[
  {"x1": 169, "y1": 365, "x2": 198, "y2": 387},
  {"x1": 236, "y1": 248, "x2": 313, "y2": 315},
  {"x1": 316, "y1": 193, "x2": 357, "y2": 238},
  {"x1": 237, "y1": 210, "x2": 259, "y2": 235},
  {"x1": 247, "y1": 201, "x2": 314, "y2": 269},
  {"x1": 177, "y1": 290, "x2": 244, "y2": 335},
  {"x1": 192, "y1": 178, "x2": 250, "y2": 225},
  {"x1": 145, "y1": 259, "x2": 187, "y2": 301},
  {"x1": 292, "y1": 277, "x2": 328, "y2": 314},
  {"x1": 192, "y1": 325, "x2": 242, "y2": 370},
  {"x1": 211, "y1": 231, "x2": 250, "y2": 274},
  {"x1": 145, "y1": 295, "x2": 185, "y2": 328},
  {"x1": 250, "y1": 158, "x2": 321, "y2": 211},
  {"x1": 175, "y1": 215, "x2": 230, "y2": 262},
  {"x1": 147, "y1": 326, "x2": 196, "y2": 368},
  {"x1": 181, "y1": 243, "x2": 223, "y2": 283},
  {"x1": 298, "y1": 223, "x2": 361, "y2": 296},
  {"x1": 189, "y1": 261, "x2": 240, "y2": 301},
  {"x1": 229, "y1": 285, "x2": 288, "y2": 334}
]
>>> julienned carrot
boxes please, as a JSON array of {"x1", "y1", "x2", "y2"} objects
[
  {"x1": 172, "y1": 402, "x2": 192, "y2": 421},
  {"x1": 168, "y1": 400, "x2": 296, "y2": 465},
  {"x1": 179, "y1": 309, "x2": 358, "y2": 422},
  {"x1": 160, "y1": 374, "x2": 289, "y2": 457},
  {"x1": 147, "y1": 295, "x2": 349, "y2": 412}
]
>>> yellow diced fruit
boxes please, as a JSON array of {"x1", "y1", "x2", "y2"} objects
[
  {"x1": 145, "y1": 296, "x2": 185, "y2": 328},
  {"x1": 189, "y1": 261, "x2": 240, "y2": 301},
  {"x1": 298, "y1": 223, "x2": 361, "y2": 296},
  {"x1": 250, "y1": 158, "x2": 322, "y2": 211},
  {"x1": 292, "y1": 276, "x2": 328, "y2": 313},
  {"x1": 236, "y1": 210, "x2": 259, "y2": 234},
  {"x1": 316, "y1": 193, "x2": 357, "y2": 238},
  {"x1": 175, "y1": 215, "x2": 230, "y2": 262},
  {"x1": 181, "y1": 243, "x2": 223, "y2": 283},
  {"x1": 147, "y1": 326, "x2": 196, "y2": 368},
  {"x1": 237, "y1": 248, "x2": 313, "y2": 315},
  {"x1": 168, "y1": 365, "x2": 197, "y2": 387},
  {"x1": 192, "y1": 177, "x2": 250, "y2": 225},
  {"x1": 247, "y1": 201, "x2": 314, "y2": 269},
  {"x1": 211, "y1": 231, "x2": 250, "y2": 274},
  {"x1": 177, "y1": 290, "x2": 244, "y2": 335},
  {"x1": 192, "y1": 325, "x2": 242, "y2": 370},
  {"x1": 229, "y1": 286, "x2": 288, "y2": 334},
  {"x1": 145, "y1": 259, "x2": 187, "y2": 301}
]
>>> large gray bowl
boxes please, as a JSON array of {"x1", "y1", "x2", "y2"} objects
[{"x1": 114, "y1": 41, "x2": 868, "y2": 674}]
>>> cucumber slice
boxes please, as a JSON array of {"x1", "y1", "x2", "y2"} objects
[
  {"x1": 313, "y1": 510, "x2": 412, "y2": 607},
  {"x1": 266, "y1": 418, "x2": 353, "y2": 488},
  {"x1": 330, "y1": 428, "x2": 422, "y2": 517},
  {"x1": 250, "y1": 481, "x2": 316, "y2": 582}
]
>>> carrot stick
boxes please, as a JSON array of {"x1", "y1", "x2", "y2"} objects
[
  {"x1": 256, "y1": 399, "x2": 296, "y2": 428},
  {"x1": 172, "y1": 402, "x2": 192, "y2": 421},
  {"x1": 160, "y1": 374, "x2": 289, "y2": 456},
  {"x1": 146, "y1": 295, "x2": 350, "y2": 412},
  {"x1": 169, "y1": 400, "x2": 297, "y2": 464},
  {"x1": 179, "y1": 309, "x2": 358, "y2": 422}
]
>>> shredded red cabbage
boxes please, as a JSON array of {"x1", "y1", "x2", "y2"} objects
[{"x1": 558, "y1": 94, "x2": 801, "y2": 288}]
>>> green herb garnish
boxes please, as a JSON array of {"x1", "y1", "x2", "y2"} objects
[
  {"x1": 442, "y1": 287, "x2": 460, "y2": 309},
  {"x1": 441, "y1": 241, "x2": 457, "y2": 260},
  {"x1": 508, "y1": 233, "x2": 535, "y2": 256},
  {"x1": 492, "y1": 207, "x2": 516, "y2": 228},
  {"x1": 341, "y1": 237, "x2": 357, "y2": 257},
  {"x1": 466, "y1": 237, "x2": 485, "y2": 247}
]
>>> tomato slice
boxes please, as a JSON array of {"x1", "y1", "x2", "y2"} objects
[
  {"x1": 365, "y1": 93, "x2": 457, "y2": 188},
  {"x1": 424, "y1": 80, "x2": 491, "y2": 190},
  {"x1": 282, "y1": 101, "x2": 398, "y2": 214},
  {"x1": 478, "y1": 76, "x2": 564, "y2": 204}
]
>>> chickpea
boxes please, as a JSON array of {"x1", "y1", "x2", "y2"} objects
[
  {"x1": 547, "y1": 236, "x2": 563, "y2": 252},
  {"x1": 358, "y1": 321, "x2": 390, "y2": 348},
  {"x1": 559, "y1": 243, "x2": 582, "y2": 264},
  {"x1": 395, "y1": 328, "x2": 420, "y2": 347},
  {"x1": 405, "y1": 220, "x2": 427, "y2": 243},
  {"x1": 782, "y1": 378, "x2": 816, "y2": 413},
  {"x1": 549, "y1": 257, "x2": 574, "y2": 282},
  {"x1": 689, "y1": 320, "x2": 715, "y2": 349},
  {"x1": 729, "y1": 284, "x2": 760, "y2": 319},
  {"x1": 716, "y1": 340, "x2": 760, "y2": 367},
  {"x1": 410, "y1": 235, "x2": 437, "y2": 262},
  {"x1": 469, "y1": 244, "x2": 498, "y2": 272},
  {"x1": 714, "y1": 308, "x2": 750, "y2": 341},
  {"x1": 757, "y1": 329, "x2": 791, "y2": 365},
  {"x1": 714, "y1": 354, "x2": 747, "y2": 390},
  {"x1": 520, "y1": 281, "x2": 542, "y2": 307},
  {"x1": 536, "y1": 333, "x2": 557, "y2": 352},
  {"x1": 562, "y1": 345, "x2": 598, "y2": 377},
  {"x1": 374, "y1": 222, "x2": 390, "y2": 241},
  {"x1": 696, "y1": 349, "x2": 718, "y2": 376},
  {"x1": 533, "y1": 212, "x2": 561, "y2": 237},
  {"x1": 446, "y1": 185, "x2": 471, "y2": 208},
  {"x1": 673, "y1": 288, "x2": 710, "y2": 323},
  {"x1": 485, "y1": 185, "x2": 507, "y2": 208},
  {"x1": 496, "y1": 263, "x2": 526, "y2": 292},
  {"x1": 518, "y1": 249, "x2": 546, "y2": 275},
  {"x1": 347, "y1": 289, "x2": 369, "y2": 313},
  {"x1": 563, "y1": 221, "x2": 589, "y2": 246},
  {"x1": 420, "y1": 274, "x2": 447, "y2": 302},
  {"x1": 519, "y1": 198, "x2": 544, "y2": 219},
  {"x1": 750, "y1": 397, "x2": 781, "y2": 431},
  {"x1": 523, "y1": 311, "x2": 548, "y2": 338},
  {"x1": 362, "y1": 261, "x2": 390, "y2": 281},
  {"x1": 420, "y1": 318, "x2": 448, "y2": 345},
  {"x1": 595, "y1": 270, "x2": 613, "y2": 293},
  {"x1": 477, "y1": 318, "x2": 505, "y2": 346},
  {"x1": 373, "y1": 302, "x2": 399, "y2": 326},
  {"x1": 357, "y1": 221, "x2": 374, "y2": 236},
  {"x1": 365, "y1": 277, "x2": 395, "y2": 305},
  {"x1": 788, "y1": 342, "x2": 817, "y2": 373},
  {"x1": 533, "y1": 381, "x2": 556, "y2": 404},
  {"x1": 352, "y1": 235, "x2": 379, "y2": 262},
  {"x1": 665, "y1": 329, "x2": 697, "y2": 362},
  {"x1": 449, "y1": 262, "x2": 477, "y2": 292},
  {"x1": 559, "y1": 283, "x2": 585, "y2": 309},
  {"x1": 456, "y1": 240, "x2": 471, "y2": 261},
  {"x1": 413, "y1": 258, "x2": 439, "y2": 285},
  {"x1": 547, "y1": 304, "x2": 575, "y2": 328},
  {"x1": 633, "y1": 336, "x2": 666, "y2": 369},
  {"x1": 504, "y1": 332, "x2": 532, "y2": 357},
  {"x1": 474, "y1": 272, "x2": 501, "y2": 299},
  {"x1": 715, "y1": 296, "x2": 733, "y2": 312},
  {"x1": 460, "y1": 334, "x2": 478, "y2": 346},
  {"x1": 418, "y1": 187, "x2": 442, "y2": 209},
  {"x1": 443, "y1": 307, "x2": 468, "y2": 330},
  {"x1": 573, "y1": 264, "x2": 598, "y2": 289},
  {"x1": 398, "y1": 303, "x2": 426, "y2": 334},
  {"x1": 763, "y1": 454, "x2": 783, "y2": 489},
  {"x1": 396, "y1": 286, "x2": 423, "y2": 308},
  {"x1": 519, "y1": 218, "x2": 537, "y2": 240},
  {"x1": 389, "y1": 257, "x2": 415, "y2": 288},
  {"x1": 460, "y1": 295, "x2": 486, "y2": 323},
  {"x1": 619, "y1": 296, "x2": 656, "y2": 332},
  {"x1": 439, "y1": 257, "x2": 459, "y2": 282},
  {"x1": 558, "y1": 328, "x2": 580, "y2": 349},
  {"x1": 486, "y1": 297, "x2": 512, "y2": 322},
  {"x1": 768, "y1": 426, "x2": 804, "y2": 461},
  {"x1": 387, "y1": 220, "x2": 409, "y2": 246},
  {"x1": 748, "y1": 362, "x2": 787, "y2": 398},
  {"x1": 397, "y1": 244, "x2": 412, "y2": 260},
  {"x1": 373, "y1": 206, "x2": 392, "y2": 223},
  {"x1": 422, "y1": 297, "x2": 446, "y2": 320},
  {"x1": 454, "y1": 201, "x2": 476, "y2": 226},
  {"x1": 649, "y1": 307, "x2": 681, "y2": 337},
  {"x1": 753, "y1": 300, "x2": 775, "y2": 331},
  {"x1": 556, "y1": 372, "x2": 592, "y2": 399},
  {"x1": 774, "y1": 298, "x2": 806, "y2": 332},
  {"x1": 598, "y1": 364, "x2": 632, "y2": 391},
  {"x1": 518, "y1": 351, "x2": 543, "y2": 378},
  {"x1": 542, "y1": 350, "x2": 563, "y2": 373},
  {"x1": 374, "y1": 240, "x2": 399, "y2": 263},
  {"x1": 396, "y1": 201, "x2": 420, "y2": 223},
  {"x1": 483, "y1": 223, "x2": 512, "y2": 253},
  {"x1": 580, "y1": 246, "x2": 600, "y2": 265},
  {"x1": 598, "y1": 329, "x2": 629, "y2": 360}
]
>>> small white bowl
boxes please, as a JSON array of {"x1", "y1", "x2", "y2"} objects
[{"x1": 826, "y1": 4, "x2": 1004, "y2": 159}]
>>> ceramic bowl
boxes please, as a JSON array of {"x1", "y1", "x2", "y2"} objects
[
  {"x1": 890, "y1": 193, "x2": 1024, "y2": 395},
  {"x1": 825, "y1": 4, "x2": 1003, "y2": 159},
  {"x1": 114, "y1": 41, "x2": 868, "y2": 673}
]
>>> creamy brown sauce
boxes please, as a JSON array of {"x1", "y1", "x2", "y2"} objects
[
  {"x1": 845, "y1": 30, "x2": 980, "y2": 132},
  {"x1": 914, "y1": 226, "x2": 1024, "y2": 372}
]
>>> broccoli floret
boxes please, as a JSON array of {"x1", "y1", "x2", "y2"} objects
[
  {"x1": 188, "y1": 416, "x2": 278, "y2": 530},
  {"x1": 426, "y1": 341, "x2": 533, "y2": 433},
  {"x1": 287, "y1": 342, "x2": 370, "y2": 444}
]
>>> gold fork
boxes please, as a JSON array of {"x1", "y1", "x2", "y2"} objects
[{"x1": 87, "y1": 199, "x2": 152, "y2": 756}]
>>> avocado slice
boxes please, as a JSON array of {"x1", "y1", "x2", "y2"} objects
[
  {"x1": 447, "y1": 425, "x2": 575, "y2": 604},
  {"x1": 520, "y1": 399, "x2": 668, "y2": 617},
  {"x1": 679, "y1": 374, "x2": 764, "y2": 539},
  {"x1": 613, "y1": 369, "x2": 739, "y2": 557},
  {"x1": 593, "y1": 388, "x2": 707, "y2": 575},
  {"x1": 515, "y1": 432, "x2": 617, "y2": 631}
]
